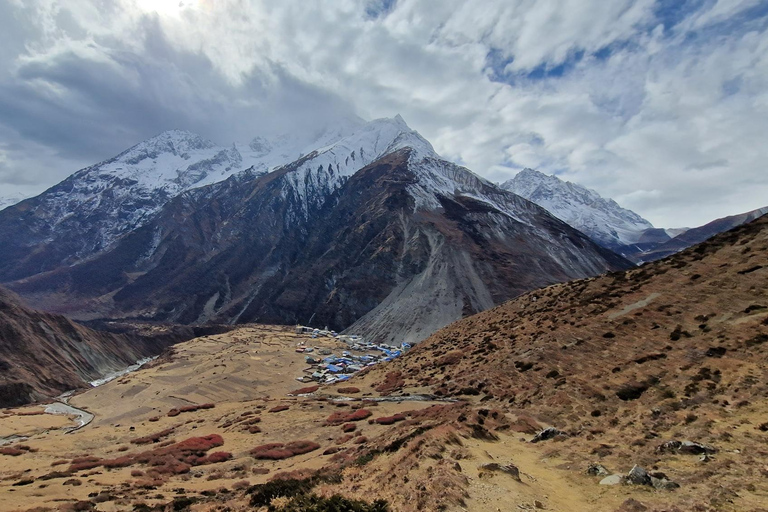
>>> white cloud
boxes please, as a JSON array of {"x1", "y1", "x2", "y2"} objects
[{"x1": 0, "y1": 0, "x2": 766, "y2": 227}]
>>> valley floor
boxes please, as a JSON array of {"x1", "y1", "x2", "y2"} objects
[{"x1": 0, "y1": 324, "x2": 764, "y2": 511}]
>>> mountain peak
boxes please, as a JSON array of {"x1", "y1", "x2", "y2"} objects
[
  {"x1": 502, "y1": 169, "x2": 654, "y2": 249},
  {"x1": 133, "y1": 130, "x2": 217, "y2": 154}
]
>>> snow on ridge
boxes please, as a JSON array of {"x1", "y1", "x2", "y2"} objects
[
  {"x1": 279, "y1": 115, "x2": 441, "y2": 219},
  {"x1": 0, "y1": 192, "x2": 29, "y2": 211},
  {"x1": 501, "y1": 168, "x2": 654, "y2": 247}
]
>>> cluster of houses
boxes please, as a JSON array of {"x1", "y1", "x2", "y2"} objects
[{"x1": 293, "y1": 325, "x2": 411, "y2": 384}]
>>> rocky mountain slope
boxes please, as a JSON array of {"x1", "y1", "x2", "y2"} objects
[
  {"x1": 0, "y1": 122, "x2": 362, "y2": 283},
  {"x1": 5, "y1": 118, "x2": 631, "y2": 345},
  {"x1": 0, "y1": 193, "x2": 27, "y2": 212},
  {"x1": 627, "y1": 205, "x2": 768, "y2": 262},
  {"x1": 501, "y1": 169, "x2": 768, "y2": 265},
  {"x1": 350, "y1": 213, "x2": 768, "y2": 510},
  {"x1": 501, "y1": 168, "x2": 656, "y2": 251},
  {"x1": 0, "y1": 217, "x2": 765, "y2": 512},
  {"x1": 0, "y1": 286, "x2": 179, "y2": 407}
]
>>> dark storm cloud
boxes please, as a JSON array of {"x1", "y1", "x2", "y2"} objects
[{"x1": 0, "y1": 14, "x2": 353, "y2": 164}]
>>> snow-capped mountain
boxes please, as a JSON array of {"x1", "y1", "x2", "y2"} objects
[
  {"x1": 501, "y1": 168, "x2": 655, "y2": 251},
  {"x1": 0, "y1": 192, "x2": 28, "y2": 211},
  {"x1": 5, "y1": 116, "x2": 630, "y2": 345},
  {"x1": 0, "y1": 119, "x2": 368, "y2": 281}
]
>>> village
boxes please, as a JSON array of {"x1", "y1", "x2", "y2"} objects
[{"x1": 292, "y1": 325, "x2": 411, "y2": 385}]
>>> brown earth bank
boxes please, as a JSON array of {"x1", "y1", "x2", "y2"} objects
[
  {"x1": 0, "y1": 216, "x2": 766, "y2": 511},
  {"x1": 0, "y1": 287, "x2": 227, "y2": 408}
]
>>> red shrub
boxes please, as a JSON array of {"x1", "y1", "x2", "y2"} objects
[
  {"x1": 258, "y1": 449, "x2": 294, "y2": 460},
  {"x1": 284, "y1": 441, "x2": 320, "y2": 456},
  {"x1": 51, "y1": 459, "x2": 69, "y2": 466},
  {"x1": 69, "y1": 461, "x2": 102, "y2": 472},
  {"x1": 167, "y1": 403, "x2": 215, "y2": 417},
  {"x1": 65, "y1": 433, "x2": 226, "y2": 474},
  {"x1": 0, "y1": 447, "x2": 24, "y2": 456},
  {"x1": 148, "y1": 461, "x2": 190, "y2": 475},
  {"x1": 289, "y1": 386, "x2": 319, "y2": 395},
  {"x1": 101, "y1": 456, "x2": 133, "y2": 468},
  {"x1": 324, "y1": 409, "x2": 372, "y2": 426},
  {"x1": 375, "y1": 371, "x2": 405, "y2": 393},
  {"x1": 249, "y1": 440, "x2": 320, "y2": 459},
  {"x1": 247, "y1": 426, "x2": 262, "y2": 434},
  {"x1": 323, "y1": 447, "x2": 341, "y2": 455},
  {"x1": 342, "y1": 423, "x2": 357, "y2": 433},
  {"x1": 337, "y1": 387, "x2": 361, "y2": 394},
  {"x1": 148, "y1": 416, "x2": 160, "y2": 422},
  {"x1": 249, "y1": 443, "x2": 284, "y2": 456},
  {"x1": 71, "y1": 456, "x2": 100, "y2": 464},
  {"x1": 172, "y1": 434, "x2": 224, "y2": 453},
  {"x1": 268, "y1": 405, "x2": 290, "y2": 413},
  {"x1": 130, "y1": 470, "x2": 144, "y2": 477},
  {"x1": 375, "y1": 414, "x2": 407, "y2": 425},
  {"x1": 204, "y1": 451, "x2": 232, "y2": 464},
  {"x1": 335, "y1": 434, "x2": 354, "y2": 445},
  {"x1": 353, "y1": 436, "x2": 368, "y2": 444}
]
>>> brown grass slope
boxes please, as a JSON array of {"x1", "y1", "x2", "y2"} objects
[
  {"x1": 351, "y1": 213, "x2": 768, "y2": 510},
  {"x1": 0, "y1": 286, "x2": 174, "y2": 407}
]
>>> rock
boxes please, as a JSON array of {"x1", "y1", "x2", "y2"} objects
[
  {"x1": 700, "y1": 452, "x2": 713, "y2": 463},
  {"x1": 615, "y1": 499, "x2": 648, "y2": 512},
  {"x1": 530, "y1": 427, "x2": 564, "y2": 443},
  {"x1": 651, "y1": 476, "x2": 680, "y2": 490},
  {"x1": 599, "y1": 474, "x2": 624, "y2": 485},
  {"x1": 587, "y1": 463, "x2": 611, "y2": 476},
  {"x1": 626, "y1": 465, "x2": 652, "y2": 486},
  {"x1": 534, "y1": 500, "x2": 545, "y2": 509},
  {"x1": 678, "y1": 440, "x2": 716, "y2": 455},
  {"x1": 479, "y1": 462, "x2": 521, "y2": 482},
  {"x1": 656, "y1": 440, "x2": 682, "y2": 453},
  {"x1": 657, "y1": 439, "x2": 716, "y2": 455}
]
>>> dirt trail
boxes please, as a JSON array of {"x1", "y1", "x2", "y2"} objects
[{"x1": 459, "y1": 436, "x2": 607, "y2": 512}]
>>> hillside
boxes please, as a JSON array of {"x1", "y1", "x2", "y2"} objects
[
  {"x1": 350, "y1": 212, "x2": 768, "y2": 510},
  {"x1": 0, "y1": 216, "x2": 765, "y2": 511},
  {"x1": 629, "y1": 205, "x2": 768, "y2": 262},
  {"x1": 0, "y1": 287, "x2": 181, "y2": 407}
]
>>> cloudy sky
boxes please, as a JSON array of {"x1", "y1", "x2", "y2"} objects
[{"x1": 0, "y1": 0, "x2": 766, "y2": 227}]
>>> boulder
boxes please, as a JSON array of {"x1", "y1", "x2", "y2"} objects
[
  {"x1": 657, "y1": 439, "x2": 716, "y2": 455},
  {"x1": 599, "y1": 474, "x2": 624, "y2": 485},
  {"x1": 479, "y1": 462, "x2": 521, "y2": 482},
  {"x1": 651, "y1": 476, "x2": 680, "y2": 490},
  {"x1": 587, "y1": 463, "x2": 611, "y2": 476},
  {"x1": 530, "y1": 427, "x2": 565, "y2": 443},
  {"x1": 678, "y1": 441, "x2": 716, "y2": 455},
  {"x1": 626, "y1": 465, "x2": 652, "y2": 486}
]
